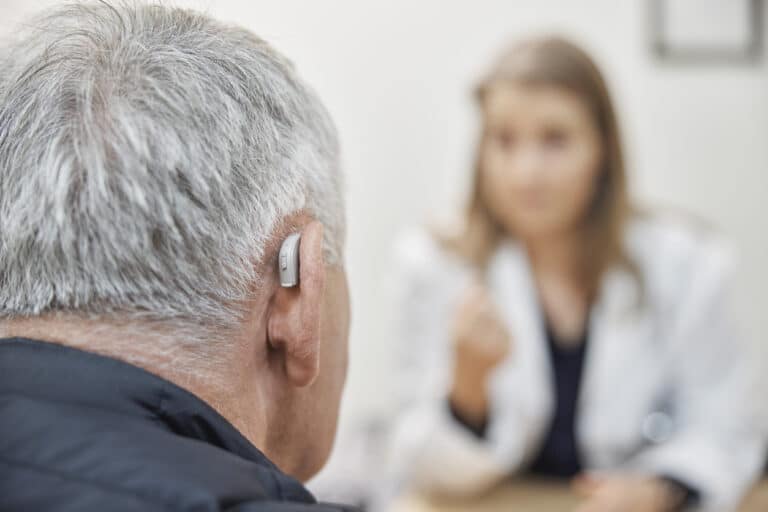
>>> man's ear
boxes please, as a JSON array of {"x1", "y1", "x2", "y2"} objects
[{"x1": 267, "y1": 221, "x2": 326, "y2": 387}]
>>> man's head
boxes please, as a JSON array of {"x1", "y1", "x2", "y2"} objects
[{"x1": 0, "y1": 1, "x2": 348, "y2": 480}]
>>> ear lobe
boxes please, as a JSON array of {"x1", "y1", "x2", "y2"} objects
[
  {"x1": 284, "y1": 341, "x2": 320, "y2": 388},
  {"x1": 267, "y1": 221, "x2": 326, "y2": 388}
]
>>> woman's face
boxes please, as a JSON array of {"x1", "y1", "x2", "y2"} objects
[{"x1": 480, "y1": 82, "x2": 603, "y2": 240}]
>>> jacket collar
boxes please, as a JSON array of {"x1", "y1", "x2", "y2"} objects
[{"x1": 0, "y1": 336, "x2": 316, "y2": 504}]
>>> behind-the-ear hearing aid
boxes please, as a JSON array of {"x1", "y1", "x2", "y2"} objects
[{"x1": 279, "y1": 233, "x2": 301, "y2": 287}]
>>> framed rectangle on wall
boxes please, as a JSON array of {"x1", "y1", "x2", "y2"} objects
[{"x1": 650, "y1": 0, "x2": 764, "y2": 64}]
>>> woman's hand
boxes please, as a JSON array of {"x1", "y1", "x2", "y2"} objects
[
  {"x1": 449, "y1": 285, "x2": 511, "y2": 430},
  {"x1": 572, "y1": 474, "x2": 688, "y2": 512}
]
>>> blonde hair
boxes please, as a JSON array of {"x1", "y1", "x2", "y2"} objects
[{"x1": 442, "y1": 37, "x2": 639, "y2": 301}]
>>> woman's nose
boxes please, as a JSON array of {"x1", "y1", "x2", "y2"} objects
[{"x1": 511, "y1": 144, "x2": 546, "y2": 185}]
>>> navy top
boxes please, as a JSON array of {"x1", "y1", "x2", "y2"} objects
[{"x1": 527, "y1": 322, "x2": 588, "y2": 477}]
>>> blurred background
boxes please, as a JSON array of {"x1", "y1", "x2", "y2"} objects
[{"x1": 2, "y1": 1, "x2": 766, "y2": 510}]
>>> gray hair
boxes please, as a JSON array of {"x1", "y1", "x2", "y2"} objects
[{"x1": 0, "y1": 2, "x2": 344, "y2": 341}]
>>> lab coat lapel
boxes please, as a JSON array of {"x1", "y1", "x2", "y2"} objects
[
  {"x1": 578, "y1": 267, "x2": 660, "y2": 469},
  {"x1": 486, "y1": 241, "x2": 554, "y2": 449}
]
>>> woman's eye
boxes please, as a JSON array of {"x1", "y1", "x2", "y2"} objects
[{"x1": 542, "y1": 130, "x2": 568, "y2": 149}]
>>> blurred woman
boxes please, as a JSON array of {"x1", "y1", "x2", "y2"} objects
[{"x1": 389, "y1": 38, "x2": 766, "y2": 512}]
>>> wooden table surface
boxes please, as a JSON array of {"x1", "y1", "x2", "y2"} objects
[{"x1": 391, "y1": 478, "x2": 768, "y2": 512}]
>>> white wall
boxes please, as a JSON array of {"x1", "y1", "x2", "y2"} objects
[{"x1": 2, "y1": 0, "x2": 766, "y2": 425}]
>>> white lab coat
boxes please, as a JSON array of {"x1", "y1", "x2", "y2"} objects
[{"x1": 387, "y1": 215, "x2": 767, "y2": 511}]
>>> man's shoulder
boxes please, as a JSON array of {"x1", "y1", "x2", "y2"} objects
[{"x1": 0, "y1": 392, "x2": 353, "y2": 512}]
